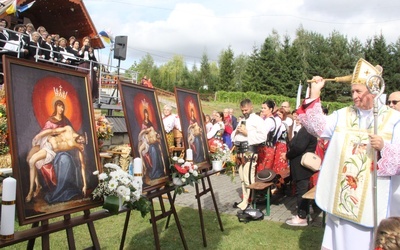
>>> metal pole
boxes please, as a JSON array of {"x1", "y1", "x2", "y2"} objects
[{"x1": 366, "y1": 75, "x2": 385, "y2": 234}]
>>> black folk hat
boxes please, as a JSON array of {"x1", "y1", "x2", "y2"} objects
[{"x1": 256, "y1": 169, "x2": 277, "y2": 183}]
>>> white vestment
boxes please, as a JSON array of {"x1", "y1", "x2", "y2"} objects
[{"x1": 298, "y1": 101, "x2": 400, "y2": 250}]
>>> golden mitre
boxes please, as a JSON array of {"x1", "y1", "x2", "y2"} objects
[{"x1": 351, "y1": 58, "x2": 383, "y2": 85}]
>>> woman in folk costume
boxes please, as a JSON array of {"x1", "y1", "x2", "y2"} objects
[
  {"x1": 257, "y1": 100, "x2": 280, "y2": 173},
  {"x1": 297, "y1": 58, "x2": 400, "y2": 250},
  {"x1": 310, "y1": 106, "x2": 330, "y2": 189},
  {"x1": 222, "y1": 108, "x2": 233, "y2": 148},
  {"x1": 207, "y1": 111, "x2": 225, "y2": 152},
  {"x1": 273, "y1": 107, "x2": 290, "y2": 174}
]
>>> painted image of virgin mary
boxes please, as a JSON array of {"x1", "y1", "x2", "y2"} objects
[
  {"x1": 26, "y1": 99, "x2": 85, "y2": 204},
  {"x1": 138, "y1": 107, "x2": 166, "y2": 184},
  {"x1": 187, "y1": 108, "x2": 206, "y2": 163}
]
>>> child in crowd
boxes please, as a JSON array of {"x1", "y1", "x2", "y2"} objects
[{"x1": 375, "y1": 217, "x2": 400, "y2": 250}]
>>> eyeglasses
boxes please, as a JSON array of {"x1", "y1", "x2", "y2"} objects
[{"x1": 387, "y1": 100, "x2": 400, "y2": 105}]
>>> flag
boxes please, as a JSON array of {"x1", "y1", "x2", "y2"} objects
[
  {"x1": 0, "y1": 0, "x2": 14, "y2": 16},
  {"x1": 296, "y1": 81, "x2": 303, "y2": 109},
  {"x1": 5, "y1": 0, "x2": 16, "y2": 14},
  {"x1": 17, "y1": 0, "x2": 35, "y2": 13},
  {"x1": 99, "y1": 30, "x2": 112, "y2": 44}
]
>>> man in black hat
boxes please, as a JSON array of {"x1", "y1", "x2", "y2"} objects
[{"x1": 231, "y1": 98, "x2": 268, "y2": 210}]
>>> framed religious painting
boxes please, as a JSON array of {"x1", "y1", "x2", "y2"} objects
[
  {"x1": 3, "y1": 56, "x2": 102, "y2": 225},
  {"x1": 118, "y1": 81, "x2": 170, "y2": 192},
  {"x1": 174, "y1": 87, "x2": 210, "y2": 170}
]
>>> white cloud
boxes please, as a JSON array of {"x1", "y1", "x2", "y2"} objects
[{"x1": 85, "y1": 0, "x2": 400, "y2": 69}]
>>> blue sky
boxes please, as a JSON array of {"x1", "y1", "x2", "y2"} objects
[{"x1": 84, "y1": 0, "x2": 400, "y2": 70}]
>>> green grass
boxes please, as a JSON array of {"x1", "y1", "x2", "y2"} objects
[{"x1": 5, "y1": 203, "x2": 323, "y2": 250}]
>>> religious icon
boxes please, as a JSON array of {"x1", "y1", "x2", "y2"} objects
[
  {"x1": 119, "y1": 81, "x2": 170, "y2": 192},
  {"x1": 175, "y1": 87, "x2": 210, "y2": 170},
  {"x1": 3, "y1": 57, "x2": 101, "y2": 225}
]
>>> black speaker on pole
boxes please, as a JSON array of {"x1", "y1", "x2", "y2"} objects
[{"x1": 114, "y1": 36, "x2": 128, "y2": 60}]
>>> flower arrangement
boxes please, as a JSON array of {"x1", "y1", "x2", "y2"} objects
[
  {"x1": 209, "y1": 141, "x2": 237, "y2": 179},
  {"x1": 209, "y1": 142, "x2": 231, "y2": 162},
  {"x1": 92, "y1": 163, "x2": 151, "y2": 216},
  {"x1": 95, "y1": 114, "x2": 113, "y2": 140},
  {"x1": 170, "y1": 157, "x2": 201, "y2": 194}
]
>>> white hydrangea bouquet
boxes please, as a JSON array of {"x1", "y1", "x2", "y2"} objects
[{"x1": 92, "y1": 163, "x2": 151, "y2": 216}]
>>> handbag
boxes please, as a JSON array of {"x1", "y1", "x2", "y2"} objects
[{"x1": 300, "y1": 152, "x2": 321, "y2": 172}]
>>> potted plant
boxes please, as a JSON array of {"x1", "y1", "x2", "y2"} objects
[
  {"x1": 209, "y1": 142, "x2": 231, "y2": 171},
  {"x1": 92, "y1": 163, "x2": 151, "y2": 216}
]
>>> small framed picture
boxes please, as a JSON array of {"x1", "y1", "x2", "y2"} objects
[
  {"x1": 3, "y1": 56, "x2": 101, "y2": 225},
  {"x1": 119, "y1": 82, "x2": 170, "y2": 192},
  {"x1": 175, "y1": 87, "x2": 210, "y2": 170}
]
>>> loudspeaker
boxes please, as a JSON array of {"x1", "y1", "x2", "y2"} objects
[{"x1": 114, "y1": 36, "x2": 128, "y2": 60}]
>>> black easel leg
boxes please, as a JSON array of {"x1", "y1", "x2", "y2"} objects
[
  {"x1": 27, "y1": 222, "x2": 39, "y2": 250},
  {"x1": 84, "y1": 210, "x2": 101, "y2": 249},
  {"x1": 206, "y1": 176, "x2": 224, "y2": 231},
  {"x1": 195, "y1": 181, "x2": 207, "y2": 247},
  {"x1": 64, "y1": 214, "x2": 76, "y2": 250},
  {"x1": 119, "y1": 210, "x2": 131, "y2": 250},
  {"x1": 167, "y1": 191, "x2": 188, "y2": 250},
  {"x1": 41, "y1": 220, "x2": 49, "y2": 250},
  {"x1": 149, "y1": 199, "x2": 161, "y2": 250},
  {"x1": 165, "y1": 190, "x2": 177, "y2": 229}
]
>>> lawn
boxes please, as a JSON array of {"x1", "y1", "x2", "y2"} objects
[{"x1": 4, "y1": 203, "x2": 324, "y2": 250}]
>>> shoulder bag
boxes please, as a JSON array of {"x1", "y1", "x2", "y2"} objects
[{"x1": 300, "y1": 152, "x2": 321, "y2": 171}]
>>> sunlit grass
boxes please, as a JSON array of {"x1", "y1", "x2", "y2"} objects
[{"x1": 5, "y1": 203, "x2": 323, "y2": 250}]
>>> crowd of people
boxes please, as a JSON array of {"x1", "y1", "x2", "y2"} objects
[
  {"x1": 3, "y1": 19, "x2": 400, "y2": 249},
  {"x1": 0, "y1": 19, "x2": 100, "y2": 98},
  {"x1": 226, "y1": 58, "x2": 400, "y2": 250},
  {"x1": 0, "y1": 19, "x2": 97, "y2": 66}
]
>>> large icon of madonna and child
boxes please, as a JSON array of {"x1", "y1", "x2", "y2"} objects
[{"x1": 4, "y1": 58, "x2": 100, "y2": 224}]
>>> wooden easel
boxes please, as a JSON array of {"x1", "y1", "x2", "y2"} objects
[
  {"x1": 0, "y1": 209, "x2": 111, "y2": 249},
  {"x1": 120, "y1": 185, "x2": 188, "y2": 250},
  {"x1": 165, "y1": 170, "x2": 224, "y2": 247}
]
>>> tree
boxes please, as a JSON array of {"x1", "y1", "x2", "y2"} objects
[
  {"x1": 218, "y1": 46, "x2": 235, "y2": 91},
  {"x1": 200, "y1": 51, "x2": 212, "y2": 91},
  {"x1": 258, "y1": 31, "x2": 282, "y2": 94},
  {"x1": 242, "y1": 45, "x2": 261, "y2": 92},
  {"x1": 232, "y1": 54, "x2": 249, "y2": 92}
]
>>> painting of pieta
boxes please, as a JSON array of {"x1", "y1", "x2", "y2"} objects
[
  {"x1": 175, "y1": 87, "x2": 210, "y2": 170},
  {"x1": 3, "y1": 56, "x2": 101, "y2": 225},
  {"x1": 119, "y1": 81, "x2": 170, "y2": 192}
]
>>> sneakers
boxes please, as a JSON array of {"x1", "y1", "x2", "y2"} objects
[{"x1": 285, "y1": 215, "x2": 308, "y2": 226}]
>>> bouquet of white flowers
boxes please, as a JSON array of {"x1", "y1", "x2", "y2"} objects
[{"x1": 92, "y1": 163, "x2": 151, "y2": 216}]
